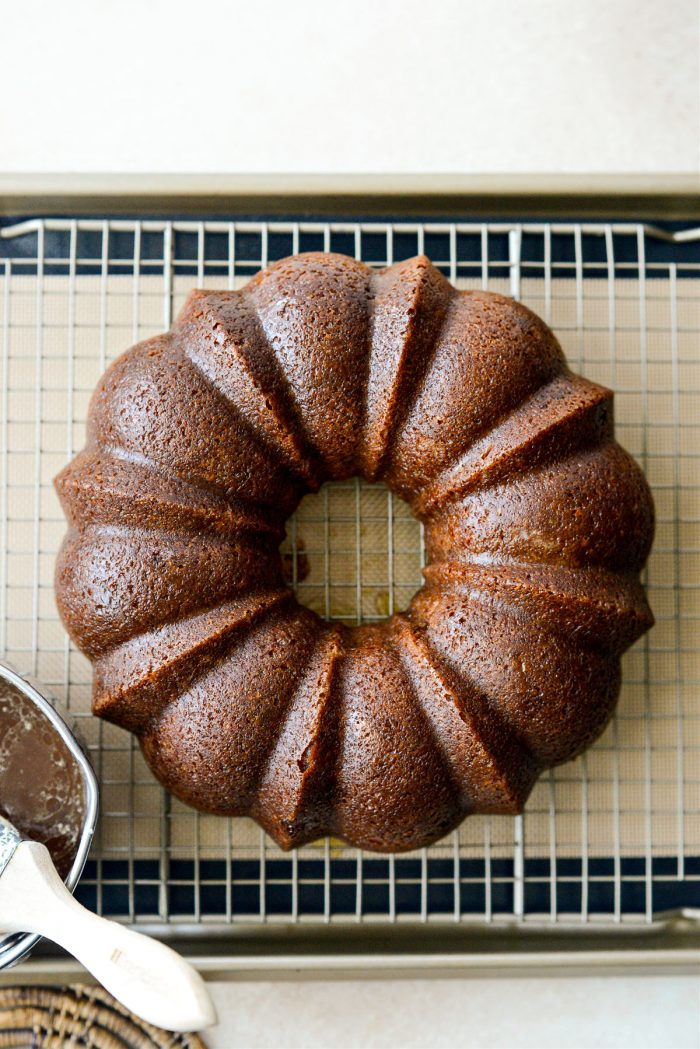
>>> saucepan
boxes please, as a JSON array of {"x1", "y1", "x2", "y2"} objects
[
  {"x1": 0, "y1": 661, "x2": 216, "y2": 1031},
  {"x1": 0, "y1": 661, "x2": 98, "y2": 971}
]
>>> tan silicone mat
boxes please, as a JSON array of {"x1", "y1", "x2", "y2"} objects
[{"x1": 1, "y1": 220, "x2": 698, "y2": 923}]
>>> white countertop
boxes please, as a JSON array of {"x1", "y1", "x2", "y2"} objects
[
  {"x1": 204, "y1": 972, "x2": 700, "y2": 1048},
  {"x1": 2, "y1": 0, "x2": 698, "y2": 178},
  {"x1": 2, "y1": 5, "x2": 698, "y2": 1046}
]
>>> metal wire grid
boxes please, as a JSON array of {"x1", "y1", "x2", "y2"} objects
[{"x1": 0, "y1": 218, "x2": 699, "y2": 930}]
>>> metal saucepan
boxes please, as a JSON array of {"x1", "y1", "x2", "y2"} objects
[{"x1": 0, "y1": 661, "x2": 98, "y2": 970}]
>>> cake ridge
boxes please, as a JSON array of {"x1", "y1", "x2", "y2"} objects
[
  {"x1": 56, "y1": 447, "x2": 283, "y2": 538},
  {"x1": 139, "y1": 604, "x2": 327, "y2": 817},
  {"x1": 387, "y1": 618, "x2": 465, "y2": 809},
  {"x1": 385, "y1": 289, "x2": 566, "y2": 499},
  {"x1": 88, "y1": 335, "x2": 302, "y2": 513},
  {"x1": 423, "y1": 559, "x2": 651, "y2": 613},
  {"x1": 421, "y1": 560, "x2": 653, "y2": 652},
  {"x1": 93, "y1": 589, "x2": 292, "y2": 734},
  {"x1": 361, "y1": 257, "x2": 455, "y2": 481},
  {"x1": 426, "y1": 440, "x2": 655, "y2": 576},
  {"x1": 64, "y1": 519, "x2": 278, "y2": 548},
  {"x1": 414, "y1": 588, "x2": 622, "y2": 766},
  {"x1": 55, "y1": 522, "x2": 280, "y2": 658},
  {"x1": 331, "y1": 624, "x2": 461, "y2": 852},
  {"x1": 404, "y1": 618, "x2": 543, "y2": 771},
  {"x1": 99, "y1": 441, "x2": 235, "y2": 504},
  {"x1": 178, "y1": 289, "x2": 323, "y2": 487},
  {"x1": 415, "y1": 371, "x2": 613, "y2": 516},
  {"x1": 168, "y1": 336, "x2": 309, "y2": 495},
  {"x1": 255, "y1": 625, "x2": 345, "y2": 849},
  {"x1": 393, "y1": 617, "x2": 539, "y2": 813},
  {"x1": 100, "y1": 443, "x2": 288, "y2": 528},
  {"x1": 247, "y1": 252, "x2": 372, "y2": 479}
]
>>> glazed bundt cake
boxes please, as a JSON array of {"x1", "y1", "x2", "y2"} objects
[{"x1": 54, "y1": 253, "x2": 655, "y2": 853}]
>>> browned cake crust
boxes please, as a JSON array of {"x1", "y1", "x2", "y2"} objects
[{"x1": 54, "y1": 253, "x2": 655, "y2": 853}]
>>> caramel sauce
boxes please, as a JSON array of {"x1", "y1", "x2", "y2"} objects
[{"x1": 0, "y1": 680, "x2": 85, "y2": 879}]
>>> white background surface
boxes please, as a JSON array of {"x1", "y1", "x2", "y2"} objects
[
  {"x1": 2, "y1": 3, "x2": 699, "y2": 1046},
  {"x1": 1, "y1": 0, "x2": 698, "y2": 176},
  {"x1": 203, "y1": 974, "x2": 700, "y2": 1048}
]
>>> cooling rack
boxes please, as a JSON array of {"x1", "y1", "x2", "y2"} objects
[{"x1": 0, "y1": 217, "x2": 698, "y2": 939}]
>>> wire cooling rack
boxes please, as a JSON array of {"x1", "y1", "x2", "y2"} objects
[{"x1": 0, "y1": 217, "x2": 699, "y2": 932}]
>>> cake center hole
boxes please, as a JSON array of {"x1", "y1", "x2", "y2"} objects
[{"x1": 279, "y1": 479, "x2": 424, "y2": 626}]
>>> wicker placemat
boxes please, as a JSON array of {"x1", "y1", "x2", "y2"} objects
[{"x1": 0, "y1": 985, "x2": 207, "y2": 1049}]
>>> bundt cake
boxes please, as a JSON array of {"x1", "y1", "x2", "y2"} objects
[{"x1": 54, "y1": 253, "x2": 655, "y2": 853}]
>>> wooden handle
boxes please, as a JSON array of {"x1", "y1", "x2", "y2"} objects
[{"x1": 0, "y1": 841, "x2": 216, "y2": 1032}]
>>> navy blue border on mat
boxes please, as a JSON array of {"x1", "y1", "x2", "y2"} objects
[
  {"x1": 75, "y1": 857, "x2": 700, "y2": 921},
  {"x1": 1, "y1": 216, "x2": 699, "y2": 280}
]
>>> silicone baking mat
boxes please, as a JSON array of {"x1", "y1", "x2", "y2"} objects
[{"x1": 1, "y1": 219, "x2": 698, "y2": 927}]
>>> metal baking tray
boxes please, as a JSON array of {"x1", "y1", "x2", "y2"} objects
[{"x1": 1, "y1": 215, "x2": 698, "y2": 973}]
